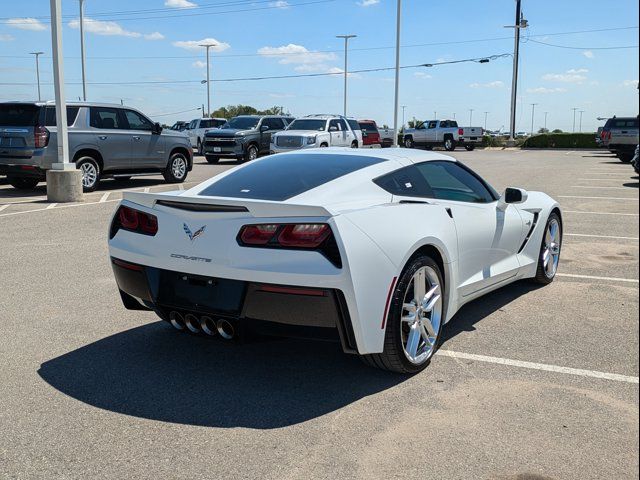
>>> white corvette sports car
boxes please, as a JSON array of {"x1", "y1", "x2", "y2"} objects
[{"x1": 108, "y1": 148, "x2": 562, "y2": 373}]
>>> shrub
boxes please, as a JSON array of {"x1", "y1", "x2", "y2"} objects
[{"x1": 523, "y1": 133, "x2": 597, "y2": 149}]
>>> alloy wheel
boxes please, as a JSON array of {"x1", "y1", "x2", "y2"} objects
[
  {"x1": 543, "y1": 218, "x2": 561, "y2": 278},
  {"x1": 400, "y1": 266, "x2": 442, "y2": 364},
  {"x1": 248, "y1": 146, "x2": 258, "y2": 161},
  {"x1": 80, "y1": 162, "x2": 98, "y2": 189},
  {"x1": 171, "y1": 156, "x2": 187, "y2": 179}
]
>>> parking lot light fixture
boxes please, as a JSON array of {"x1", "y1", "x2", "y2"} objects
[
  {"x1": 199, "y1": 43, "x2": 216, "y2": 117},
  {"x1": 572, "y1": 107, "x2": 579, "y2": 133},
  {"x1": 79, "y1": 0, "x2": 86, "y2": 101},
  {"x1": 579, "y1": 110, "x2": 585, "y2": 132},
  {"x1": 484, "y1": 111, "x2": 489, "y2": 131},
  {"x1": 530, "y1": 103, "x2": 537, "y2": 136},
  {"x1": 336, "y1": 34, "x2": 356, "y2": 117},
  {"x1": 392, "y1": 0, "x2": 401, "y2": 147},
  {"x1": 544, "y1": 111, "x2": 548, "y2": 130},
  {"x1": 30, "y1": 52, "x2": 44, "y2": 101}
]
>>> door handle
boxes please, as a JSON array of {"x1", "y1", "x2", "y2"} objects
[
  {"x1": 132, "y1": 136, "x2": 141, "y2": 141},
  {"x1": 98, "y1": 135, "x2": 107, "y2": 140}
]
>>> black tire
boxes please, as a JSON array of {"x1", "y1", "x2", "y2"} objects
[
  {"x1": 197, "y1": 139, "x2": 203, "y2": 156},
  {"x1": 532, "y1": 212, "x2": 562, "y2": 285},
  {"x1": 205, "y1": 155, "x2": 220, "y2": 164},
  {"x1": 443, "y1": 137, "x2": 456, "y2": 151},
  {"x1": 8, "y1": 177, "x2": 40, "y2": 190},
  {"x1": 464, "y1": 144, "x2": 476, "y2": 151},
  {"x1": 617, "y1": 153, "x2": 632, "y2": 163},
  {"x1": 319, "y1": 143, "x2": 328, "y2": 148},
  {"x1": 403, "y1": 136, "x2": 414, "y2": 148},
  {"x1": 361, "y1": 255, "x2": 446, "y2": 374},
  {"x1": 163, "y1": 152, "x2": 189, "y2": 183},
  {"x1": 351, "y1": 140, "x2": 359, "y2": 148},
  {"x1": 76, "y1": 156, "x2": 101, "y2": 192},
  {"x1": 244, "y1": 144, "x2": 259, "y2": 162}
]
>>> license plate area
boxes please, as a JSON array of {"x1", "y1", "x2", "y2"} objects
[{"x1": 213, "y1": 147, "x2": 222, "y2": 152}]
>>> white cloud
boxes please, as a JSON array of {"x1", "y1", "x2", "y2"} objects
[
  {"x1": 326, "y1": 67, "x2": 360, "y2": 78},
  {"x1": 269, "y1": 1, "x2": 290, "y2": 8},
  {"x1": 165, "y1": 0, "x2": 197, "y2": 7},
  {"x1": 414, "y1": 72, "x2": 432, "y2": 79},
  {"x1": 173, "y1": 37, "x2": 231, "y2": 52},
  {"x1": 469, "y1": 80, "x2": 504, "y2": 88},
  {"x1": 622, "y1": 79, "x2": 638, "y2": 88},
  {"x1": 582, "y1": 50, "x2": 594, "y2": 59},
  {"x1": 0, "y1": 34, "x2": 14, "y2": 41},
  {"x1": 192, "y1": 60, "x2": 207, "y2": 68},
  {"x1": 526, "y1": 87, "x2": 568, "y2": 94},
  {"x1": 6, "y1": 18, "x2": 47, "y2": 31},
  {"x1": 358, "y1": 0, "x2": 380, "y2": 5},
  {"x1": 144, "y1": 32, "x2": 165, "y2": 41},
  {"x1": 542, "y1": 68, "x2": 588, "y2": 83},
  {"x1": 258, "y1": 44, "x2": 337, "y2": 74}
]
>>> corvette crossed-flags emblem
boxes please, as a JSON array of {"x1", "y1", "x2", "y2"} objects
[{"x1": 183, "y1": 223, "x2": 206, "y2": 242}]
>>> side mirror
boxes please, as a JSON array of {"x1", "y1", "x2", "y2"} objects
[
  {"x1": 260, "y1": 125, "x2": 270, "y2": 132},
  {"x1": 498, "y1": 187, "x2": 528, "y2": 208},
  {"x1": 153, "y1": 122, "x2": 163, "y2": 135}
]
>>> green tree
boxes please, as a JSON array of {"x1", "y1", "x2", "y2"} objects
[
  {"x1": 209, "y1": 104, "x2": 289, "y2": 118},
  {"x1": 537, "y1": 127, "x2": 549, "y2": 134},
  {"x1": 551, "y1": 128, "x2": 563, "y2": 134}
]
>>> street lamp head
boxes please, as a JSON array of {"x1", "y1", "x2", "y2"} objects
[
  {"x1": 336, "y1": 34, "x2": 357, "y2": 39},
  {"x1": 199, "y1": 43, "x2": 217, "y2": 48},
  {"x1": 478, "y1": 58, "x2": 490, "y2": 63},
  {"x1": 30, "y1": 51, "x2": 45, "y2": 55},
  {"x1": 200, "y1": 80, "x2": 207, "y2": 84}
]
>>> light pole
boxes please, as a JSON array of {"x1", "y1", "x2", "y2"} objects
[
  {"x1": 469, "y1": 109, "x2": 474, "y2": 127},
  {"x1": 530, "y1": 103, "x2": 537, "y2": 135},
  {"x1": 507, "y1": 0, "x2": 527, "y2": 145},
  {"x1": 392, "y1": 0, "x2": 401, "y2": 147},
  {"x1": 544, "y1": 111, "x2": 548, "y2": 130},
  {"x1": 30, "y1": 52, "x2": 44, "y2": 101},
  {"x1": 79, "y1": 0, "x2": 87, "y2": 101},
  {"x1": 483, "y1": 111, "x2": 489, "y2": 131},
  {"x1": 336, "y1": 34, "x2": 356, "y2": 117},
  {"x1": 401, "y1": 105, "x2": 407, "y2": 130},
  {"x1": 579, "y1": 110, "x2": 584, "y2": 132},
  {"x1": 200, "y1": 43, "x2": 216, "y2": 117},
  {"x1": 571, "y1": 107, "x2": 579, "y2": 132}
]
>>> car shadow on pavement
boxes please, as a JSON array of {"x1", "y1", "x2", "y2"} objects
[
  {"x1": 38, "y1": 322, "x2": 405, "y2": 429},
  {"x1": 441, "y1": 280, "x2": 543, "y2": 343}
]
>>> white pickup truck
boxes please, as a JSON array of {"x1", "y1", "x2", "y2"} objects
[
  {"x1": 186, "y1": 117, "x2": 227, "y2": 155},
  {"x1": 402, "y1": 119, "x2": 483, "y2": 151}
]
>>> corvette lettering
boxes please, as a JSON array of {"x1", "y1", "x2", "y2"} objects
[{"x1": 170, "y1": 253, "x2": 212, "y2": 263}]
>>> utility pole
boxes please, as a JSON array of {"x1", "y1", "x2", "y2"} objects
[
  {"x1": 336, "y1": 34, "x2": 356, "y2": 117},
  {"x1": 433, "y1": 111, "x2": 437, "y2": 119},
  {"x1": 401, "y1": 105, "x2": 407, "y2": 130},
  {"x1": 544, "y1": 111, "x2": 548, "y2": 130},
  {"x1": 579, "y1": 110, "x2": 584, "y2": 132},
  {"x1": 507, "y1": 0, "x2": 526, "y2": 145},
  {"x1": 572, "y1": 107, "x2": 578, "y2": 132},
  {"x1": 530, "y1": 103, "x2": 537, "y2": 135},
  {"x1": 79, "y1": 0, "x2": 87, "y2": 101},
  {"x1": 392, "y1": 0, "x2": 402, "y2": 147},
  {"x1": 469, "y1": 109, "x2": 474, "y2": 127},
  {"x1": 200, "y1": 43, "x2": 216, "y2": 117},
  {"x1": 483, "y1": 111, "x2": 489, "y2": 131},
  {"x1": 30, "y1": 52, "x2": 44, "y2": 101},
  {"x1": 47, "y1": 0, "x2": 82, "y2": 202}
]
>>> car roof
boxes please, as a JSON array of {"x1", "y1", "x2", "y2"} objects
[{"x1": 2, "y1": 100, "x2": 132, "y2": 108}]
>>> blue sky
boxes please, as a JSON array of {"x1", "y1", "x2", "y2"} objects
[{"x1": 0, "y1": 0, "x2": 638, "y2": 132}]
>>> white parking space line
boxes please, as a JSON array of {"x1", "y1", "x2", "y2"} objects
[
  {"x1": 45, "y1": 203, "x2": 57, "y2": 209},
  {"x1": 0, "y1": 199, "x2": 119, "y2": 218},
  {"x1": 578, "y1": 178, "x2": 636, "y2": 182},
  {"x1": 572, "y1": 186, "x2": 638, "y2": 190},
  {"x1": 557, "y1": 273, "x2": 639, "y2": 284},
  {"x1": 583, "y1": 173, "x2": 635, "y2": 176},
  {"x1": 559, "y1": 195, "x2": 637, "y2": 200},
  {"x1": 437, "y1": 350, "x2": 639, "y2": 384},
  {"x1": 144, "y1": 187, "x2": 150, "y2": 193},
  {"x1": 566, "y1": 233, "x2": 639, "y2": 241},
  {"x1": 0, "y1": 204, "x2": 9, "y2": 212},
  {"x1": 99, "y1": 192, "x2": 110, "y2": 203},
  {"x1": 178, "y1": 184, "x2": 185, "y2": 191},
  {"x1": 564, "y1": 210, "x2": 639, "y2": 216}
]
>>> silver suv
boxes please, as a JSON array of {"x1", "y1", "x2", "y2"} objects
[{"x1": 0, "y1": 101, "x2": 193, "y2": 191}]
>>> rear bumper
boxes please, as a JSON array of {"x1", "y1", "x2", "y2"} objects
[
  {"x1": 0, "y1": 164, "x2": 46, "y2": 178},
  {"x1": 111, "y1": 257, "x2": 358, "y2": 353}
]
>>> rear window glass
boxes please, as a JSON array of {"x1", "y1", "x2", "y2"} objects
[
  {"x1": 359, "y1": 122, "x2": 378, "y2": 133},
  {"x1": 0, "y1": 104, "x2": 40, "y2": 126},
  {"x1": 199, "y1": 154, "x2": 386, "y2": 201},
  {"x1": 44, "y1": 107, "x2": 80, "y2": 127},
  {"x1": 347, "y1": 119, "x2": 360, "y2": 131},
  {"x1": 611, "y1": 118, "x2": 638, "y2": 128}
]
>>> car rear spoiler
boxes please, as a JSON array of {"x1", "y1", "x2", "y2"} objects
[{"x1": 122, "y1": 191, "x2": 333, "y2": 218}]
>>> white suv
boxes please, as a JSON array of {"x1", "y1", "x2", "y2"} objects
[{"x1": 271, "y1": 115, "x2": 358, "y2": 153}]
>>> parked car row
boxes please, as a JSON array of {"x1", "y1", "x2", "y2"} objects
[{"x1": 403, "y1": 119, "x2": 483, "y2": 151}]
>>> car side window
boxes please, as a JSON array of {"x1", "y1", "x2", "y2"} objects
[
  {"x1": 124, "y1": 110, "x2": 153, "y2": 131},
  {"x1": 338, "y1": 119, "x2": 349, "y2": 131},
  {"x1": 329, "y1": 119, "x2": 341, "y2": 131},
  {"x1": 90, "y1": 107, "x2": 124, "y2": 130},
  {"x1": 44, "y1": 106, "x2": 80, "y2": 127},
  {"x1": 373, "y1": 165, "x2": 434, "y2": 198},
  {"x1": 440, "y1": 121, "x2": 449, "y2": 128},
  {"x1": 415, "y1": 161, "x2": 496, "y2": 203},
  {"x1": 188, "y1": 120, "x2": 198, "y2": 129},
  {"x1": 428, "y1": 121, "x2": 437, "y2": 129},
  {"x1": 270, "y1": 118, "x2": 285, "y2": 130}
]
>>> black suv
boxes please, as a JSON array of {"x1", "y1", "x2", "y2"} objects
[{"x1": 202, "y1": 115, "x2": 293, "y2": 164}]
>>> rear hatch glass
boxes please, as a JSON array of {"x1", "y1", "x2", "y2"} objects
[
  {"x1": 0, "y1": 104, "x2": 40, "y2": 127},
  {"x1": 199, "y1": 153, "x2": 386, "y2": 201}
]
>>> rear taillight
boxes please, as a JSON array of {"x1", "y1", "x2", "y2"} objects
[
  {"x1": 34, "y1": 126, "x2": 49, "y2": 148},
  {"x1": 110, "y1": 205, "x2": 158, "y2": 239},
  {"x1": 238, "y1": 223, "x2": 341, "y2": 267},
  {"x1": 458, "y1": 128, "x2": 464, "y2": 136},
  {"x1": 607, "y1": 131, "x2": 612, "y2": 140}
]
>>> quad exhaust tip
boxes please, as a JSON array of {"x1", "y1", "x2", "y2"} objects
[
  {"x1": 216, "y1": 319, "x2": 235, "y2": 340},
  {"x1": 169, "y1": 311, "x2": 185, "y2": 331},
  {"x1": 200, "y1": 316, "x2": 218, "y2": 336},
  {"x1": 184, "y1": 313, "x2": 201, "y2": 334}
]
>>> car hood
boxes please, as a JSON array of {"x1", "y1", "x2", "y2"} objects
[
  {"x1": 205, "y1": 128, "x2": 255, "y2": 137},
  {"x1": 277, "y1": 130, "x2": 325, "y2": 137}
]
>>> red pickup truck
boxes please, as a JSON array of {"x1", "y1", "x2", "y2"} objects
[{"x1": 358, "y1": 120, "x2": 382, "y2": 147}]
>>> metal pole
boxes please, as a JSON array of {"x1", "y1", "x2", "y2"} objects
[
  {"x1": 392, "y1": 0, "x2": 401, "y2": 147},
  {"x1": 401, "y1": 105, "x2": 406, "y2": 130},
  {"x1": 530, "y1": 103, "x2": 537, "y2": 135},
  {"x1": 544, "y1": 111, "x2": 548, "y2": 130},
  {"x1": 49, "y1": 0, "x2": 70, "y2": 166},
  {"x1": 30, "y1": 52, "x2": 44, "y2": 101},
  {"x1": 508, "y1": 0, "x2": 522, "y2": 143},
  {"x1": 79, "y1": 0, "x2": 87, "y2": 101},
  {"x1": 336, "y1": 35, "x2": 356, "y2": 117},
  {"x1": 572, "y1": 107, "x2": 578, "y2": 132},
  {"x1": 579, "y1": 110, "x2": 584, "y2": 132},
  {"x1": 484, "y1": 111, "x2": 488, "y2": 131},
  {"x1": 200, "y1": 44, "x2": 216, "y2": 117},
  {"x1": 469, "y1": 109, "x2": 474, "y2": 127}
]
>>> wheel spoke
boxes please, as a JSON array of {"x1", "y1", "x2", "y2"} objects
[
  {"x1": 419, "y1": 323, "x2": 433, "y2": 345},
  {"x1": 413, "y1": 269, "x2": 426, "y2": 305},
  {"x1": 405, "y1": 323, "x2": 421, "y2": 359},
  {"x1": 422, "y1": 316, "x2": 436, "y2": 337},
  {"x1": 423, "y1": 284, "x2": 440, "y2": 312}
]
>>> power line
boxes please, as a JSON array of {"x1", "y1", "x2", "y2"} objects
[
  {"x1": 527, "y1": 39, "x2": 639, "y2": 50},
  {"x1": 0, "y1": 53, "x2": 511, "y2": 86},
  {"x1": 149, "y1": 107, "x2": 202, "y2": 117}
]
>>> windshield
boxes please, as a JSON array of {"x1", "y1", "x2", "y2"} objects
[
  {"x1": 223, "y1": 117, "x2": 260, "y2": 130},
  {"x1": 287, "y1": 119, "x2": 327, "y2": 131},
  {"x1": 198, "y1": 154, "x2": 385, "y2": 201}
]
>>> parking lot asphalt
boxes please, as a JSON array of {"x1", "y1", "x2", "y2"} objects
[{"x1": 0, "y1": 149, "x2": 638, "y2": 480}]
